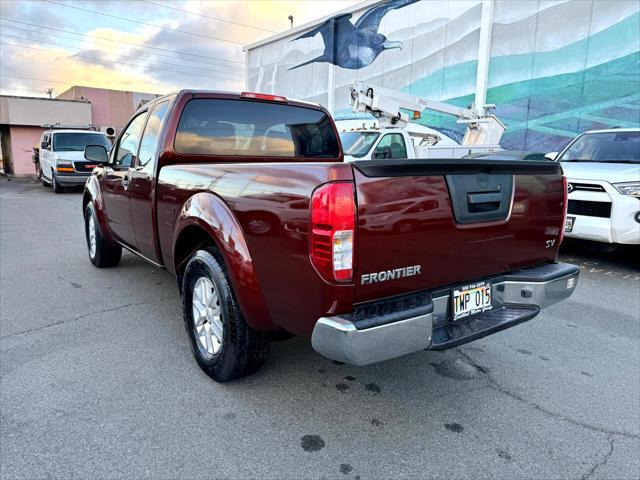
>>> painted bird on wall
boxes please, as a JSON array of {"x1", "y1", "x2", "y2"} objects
[{"x1": 289, "y1": 0, "x2": 419, "y2": 70}]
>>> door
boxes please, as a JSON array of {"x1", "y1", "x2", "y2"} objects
[
  {"x1": 129, "y1": 101, "x2": 170, "y2": 262},
  {"x1": 101, "y1": 111, "x2": 147, "y2": 246},
  {"x1": 372, "y1": 133, "x2": 408, "y2": 159},
  {"x1": 40, "y1": 133, "x2": 51, "y2": 180}
]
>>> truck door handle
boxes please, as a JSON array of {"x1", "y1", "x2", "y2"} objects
[
  {"x1": 122, "y1": 170, "x2": 132, "y2": 190},
  {"x1": 467, "y1": 192, "x2": 502, "y2": 204}
]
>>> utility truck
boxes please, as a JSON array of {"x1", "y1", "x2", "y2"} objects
[{"x1": 340, "y1": 82, "x2": 506, "y2": 162}]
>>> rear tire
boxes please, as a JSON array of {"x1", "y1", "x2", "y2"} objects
[
  {"x1": 182, "y1": 248, "x2": 269, "y2": 382},
  {"x1": 52, "y1": 171, "x2": 64, "y2": 193},
  {"x1": 84, "y1": 203, "x2": 122, "y2": 267}
]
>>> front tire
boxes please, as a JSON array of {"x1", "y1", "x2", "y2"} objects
[
  {"x1": 84, "y1": 203, "x2": 122, "y2": 267},
  {"x1": 182, "y1": 248, "x2": 269, "y2": 382},
  {"x1": 52, "y1": 171, "x2": 64, "y2": 193}
]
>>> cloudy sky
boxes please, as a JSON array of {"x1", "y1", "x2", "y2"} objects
[{"x1": 0, "y1": 0, "x2": 360, "y2": 97}]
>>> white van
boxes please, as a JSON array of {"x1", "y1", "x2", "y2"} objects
[{"x1": 39, "y1": 129, "x2": 112, "y2": 193}]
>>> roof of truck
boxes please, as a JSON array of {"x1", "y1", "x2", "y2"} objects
[
  {"x1": 44, "y1": 129, "x2": 106, "y2": 135},
  {"x1": 141, "y1": 90, "x2": 323, "y2": 113}
]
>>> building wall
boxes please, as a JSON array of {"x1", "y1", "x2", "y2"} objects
[
  {"x1": 246, "y1": 0, "x2": 640, "y2": 151},
  {"x1": 56, "y1": 86, "x2": 159, "y2": 132},
  {"x1": 0, "y1": 95, "x2": 92, "y2": 175},
  {"x1": 0, "y1": 95, "x2": 91, "y2": 128},
  {"x1": 7, "y1": 126, "x2": 42, "y2": 175}
]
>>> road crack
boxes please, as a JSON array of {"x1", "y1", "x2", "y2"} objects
[
  {"x1": 456, "y1": 349, "x2": 639, "y2": 440},
  {"x1": 581, "y1": 434, "x2": 614, "y2": 480},
  {"x1": 1, "y1": 300, "x2": 161, "y2": 340}
]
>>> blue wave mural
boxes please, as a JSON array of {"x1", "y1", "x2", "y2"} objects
[{"x1": 247, "y1": 0, "x2": 640, "y2": 152}]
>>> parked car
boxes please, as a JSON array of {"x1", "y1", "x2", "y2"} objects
[
  {"x1": 39, "y1": 129, "x2": 112, "y2": 193},
  {"x1": 82, "y1": 90, "x2": 579, "y2": 382},
  {"x1": 547, "y1": 128, "x2": 640, "y2": 246}
]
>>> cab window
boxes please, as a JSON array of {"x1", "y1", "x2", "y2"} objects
[
  {"x1": 114, "y1": 112, "x2": 147, "y2": 167},
  {"x1": 137, "y1": 101, "x2": 169, "y2": 172},
  {"x1": 373, "y1": 133, "x2": 407, "y2": 159}
]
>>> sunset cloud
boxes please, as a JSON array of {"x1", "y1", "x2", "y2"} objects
[{"x1": 0, "y1": 0, "x2": 360, "y2": 97}]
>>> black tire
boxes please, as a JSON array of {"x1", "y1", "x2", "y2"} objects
[
  {"x1": 84, "y1": 203, "x2": 122, "y2": 268},
  {"x1": 52, "y1": 171, "x2": 64, "y2": 193},
  {"x1": 182, "y1": 248, "x2": 269, "y2": 382}
]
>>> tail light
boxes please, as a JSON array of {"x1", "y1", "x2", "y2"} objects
[
  {"x1": 310, "y1": 182, "x2": 356, "y2": 283},
  {"x1": 559, "y1": 176, "x2": 568, "y2": 244}
]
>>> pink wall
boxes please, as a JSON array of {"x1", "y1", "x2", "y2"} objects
[
  {"x1": 9, "y1": 126, "x2": 42, "y2": 175},
  {"x1": 57, "y1": 86, "x2": 137, "y2": 129}
]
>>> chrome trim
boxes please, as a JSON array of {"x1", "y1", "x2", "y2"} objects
[
  {"x1": 116, "y1": 241, "x2": 165, "y2": 268},
  {"x1": 311, "y1": 312, "x2": 432, "y2": 366},
  {"x1": 311, "y1": 265, "x2": 579, "y2": 365},
  {"x1": 492, "y1": 273, "x2": 579, "y2": 308}
]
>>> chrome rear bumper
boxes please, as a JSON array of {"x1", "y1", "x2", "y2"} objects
[{"x1": 311, "y1": 263, "x2": 579, "y2": 366}]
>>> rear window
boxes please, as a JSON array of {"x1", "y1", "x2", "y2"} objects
[{"x1": 174, "y1": 99, "x2": 339, "y2": 158}]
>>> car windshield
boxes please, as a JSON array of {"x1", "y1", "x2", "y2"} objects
[
  {"x1": 340, "y1": 132, "x2": 380, "y2": 158},
  {"x1": 52, "y1": 133, "x2": 112, "y2": 152},
  {"x1": 558, "y1": 131, "x2": 640, "y2": 163}
]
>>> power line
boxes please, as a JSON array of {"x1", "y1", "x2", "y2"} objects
[
  {"x1": 0, "y1": 25, "x2": 243, "y2": 76},
  {"x1": 140, "y1": 0, "x2": 278, "y2": 33},
  {"x1": 0, "y1": 17, "x2": 245, "y2": 67},
  {"x1": 0, "y1": 39, "x2": 244, "y2": 82},
  {"x1": 1, "y1": 73, "x2": 72, "y2": 86},
  {"x1": 42, "y1": 0, "x2": 250, "y2": 46}
]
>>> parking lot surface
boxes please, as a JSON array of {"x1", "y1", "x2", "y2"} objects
[{"x1": 1, "y1": 177, "x2": 639, "y2": 480}]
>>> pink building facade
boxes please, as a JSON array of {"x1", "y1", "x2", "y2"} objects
[
  {"x1": 56, "y1": 86, "x2": 159, "y2": 133},
  {"x1": 0, "y1": 86, "x2": 160, "y2": 176}
]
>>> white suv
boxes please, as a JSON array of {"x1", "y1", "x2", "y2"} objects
[
  {"x1": 548, "y1": 128, "x2": 640, "y2": 245},
  {"x1": 39, "y1": 130, "x2": 112, "y2": 193}
]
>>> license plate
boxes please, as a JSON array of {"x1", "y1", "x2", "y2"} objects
[
  {"x1": 565, "y1": 216, "x2": 575, "y2": 232},
  {"x1": 452, "y1": 281, "x2": 492, "y2": 321}
]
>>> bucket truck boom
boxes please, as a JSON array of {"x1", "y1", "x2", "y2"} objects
[{"x1": 349, "y1": 81, "x2": 506, "y2": 147}]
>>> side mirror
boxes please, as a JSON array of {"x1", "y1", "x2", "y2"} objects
[
  {"x1": 40, "y1": 141, "x2": 48, "y2": 149},
  {"x1": 545, "y1": 151, "x2": 558, "y2": 161},
  {"x1": 84, "y1": 144, "x2": 109, "y2": 164}
]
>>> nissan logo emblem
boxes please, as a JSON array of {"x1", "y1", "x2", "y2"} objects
[{"x1": 567, "y1": 183, "x2": 574, "y2": 193}]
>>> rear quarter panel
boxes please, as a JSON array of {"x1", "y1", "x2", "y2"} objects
[{"x1": 157, "y1": 162, "x2": 354, "y2": 336}]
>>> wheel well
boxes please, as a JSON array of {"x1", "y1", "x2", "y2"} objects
[
  {"x1": 174, "y1": 225, "x2": 218, "y2": 285},
  {"x1": 82, "y1": 192, "x2": 91, "y2": 212}
]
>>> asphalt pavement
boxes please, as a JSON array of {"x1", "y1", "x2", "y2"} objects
[{"x1": 1, "y1": 176, "x2": 639, "y2": 480}]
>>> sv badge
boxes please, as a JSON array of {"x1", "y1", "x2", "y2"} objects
[{"x1": 545, "y1": 239, "x2": 556, "y2": 248}]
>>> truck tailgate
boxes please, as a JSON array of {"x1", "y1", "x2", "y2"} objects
[{"x1": 352, "y1": 159, "x2": 565, "y2": 303}]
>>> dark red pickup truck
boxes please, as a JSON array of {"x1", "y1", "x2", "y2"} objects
[{"x1": 82, "y1": 90, "x2": 579, "y2": 382}]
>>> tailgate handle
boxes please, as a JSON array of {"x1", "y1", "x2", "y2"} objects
[{"x1": 467, "y1": 192, "x2": 502, "y2": 204}]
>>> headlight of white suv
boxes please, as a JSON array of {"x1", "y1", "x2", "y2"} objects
[{"x1": 613, "y1": 182, "x2": 640, "y2": 197}]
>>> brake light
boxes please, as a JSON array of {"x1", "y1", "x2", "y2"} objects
[
  {"x1": 240, "y1": 92, "x2": 287, "y2": 103},
  {"x1": 559, "y1": 176, "x2": 568, "y2": 244},
  {"x1": 310, "y1": 182, "x2": 356, "y2": 283}
]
